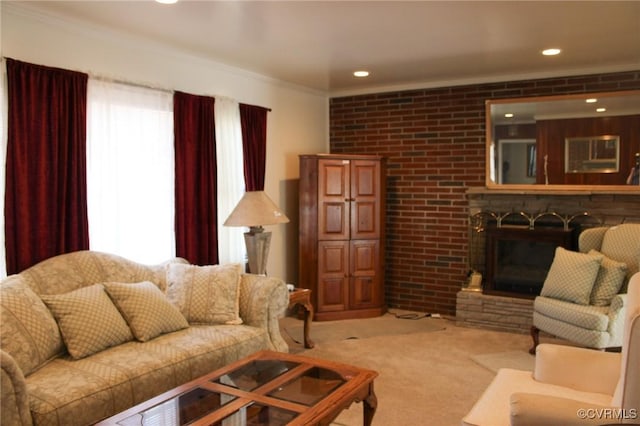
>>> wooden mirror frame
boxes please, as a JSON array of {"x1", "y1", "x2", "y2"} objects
[{"x1": 485, "y1": 90, "x2": 640, "y2": 192}]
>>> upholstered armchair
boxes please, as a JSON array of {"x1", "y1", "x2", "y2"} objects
[
  {"x1": 530, "y1": 223, "x2": 640, "y2": 354},
  {"x1": 462, "y1": 272, "x2": 640, "y2": 426}
]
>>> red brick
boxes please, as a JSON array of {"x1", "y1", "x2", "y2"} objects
[{"x1": 329, "y1": 70, "x2": 640, "y2": 316}]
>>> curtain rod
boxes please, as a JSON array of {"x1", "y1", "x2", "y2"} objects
[
  {"x1": 2, "y1": 56, "x2": 272, "y2": 111},
  {"x1": 91, "y1": 74, "x2": 271, "y2": 111},
  {"x1": 91, "y1": 74, "x2": 174, "y2": 94}
]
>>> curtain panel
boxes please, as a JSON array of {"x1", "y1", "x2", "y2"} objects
[
  {"x1": 5, "y1": 58, "x2": 89, "y2": 274},
  {"x1": 239, "y1": 104, "x2": 268, "y2": 191},
  {"x1": 173, "y1": 91, "x2": 219, "y2": 266},
  {"x1": 214, "y1": 97, "x2": 246, "y2": 265},
  {"x1": 1, "y1": 61, "x2": 8, "y2": 278}
]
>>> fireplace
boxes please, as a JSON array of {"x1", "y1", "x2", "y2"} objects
[
  {"x1": 458, "y1": 190, "x2": 638, "y2": 333},
  {"x1": 484, "y1": 224, "x2": 576, "y2": 298}
]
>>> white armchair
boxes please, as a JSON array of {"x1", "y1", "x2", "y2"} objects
[
  {"x1": 462, "y1": 272, "x2": 640, "y2": 425},
  {"x1": 530, "y1": 223, "x2": 640, "y2": 353}
]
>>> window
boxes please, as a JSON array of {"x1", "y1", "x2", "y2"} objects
[{"x1": 87, "y1": 80, "x2": 175, "y2": 264}]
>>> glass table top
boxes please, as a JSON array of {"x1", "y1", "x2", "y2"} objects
[
  {"x1": 117, "y1": 387, "x2": 236, "y2": 426},
  {"x1": 213, "y1": 360, "x2": 299, "y2": 392}
]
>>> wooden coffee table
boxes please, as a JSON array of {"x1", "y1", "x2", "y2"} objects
[{"x1": 97, "y1": 350, "x2": 378, "y2": 426}]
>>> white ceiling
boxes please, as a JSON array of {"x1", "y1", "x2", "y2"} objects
[{"x1": 8, "y1": 1, "x2": 640, "y2": 96}]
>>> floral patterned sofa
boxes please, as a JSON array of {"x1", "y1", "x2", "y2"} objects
[{"x1": 0, "y1": 251, "x2": 290, "y2": 426}]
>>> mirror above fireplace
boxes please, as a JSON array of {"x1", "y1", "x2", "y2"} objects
[{"x1": 485, "y1": 90, "x2": 640, "y2": 191}]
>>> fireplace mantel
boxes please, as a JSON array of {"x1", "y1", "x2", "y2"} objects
[
  {"x1": 467, "y1": 190, "x2": 640, "y2": 227},
  {"x1": 467, "y1": 187, "x2": 640, "y2": 196}
]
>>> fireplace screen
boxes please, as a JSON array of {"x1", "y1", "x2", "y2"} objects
[{"x1": 484, "y1": 225, "x2": 575, "y2": 297}]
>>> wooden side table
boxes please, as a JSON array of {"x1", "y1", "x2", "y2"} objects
[{"x1": 288, "y1": 288, "x2": 315, "y2": 348}]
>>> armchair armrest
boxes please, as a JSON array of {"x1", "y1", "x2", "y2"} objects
[
  {"x1": 239, "y1": 274, "x2": 289, "y2": 352},
  {"x1": 606, "y1": 293, "x2": 627, "y2": 346},
  {"x1": 534, "y1": 344, "x2": 620, "y2": 395},
  {"x1": 510, "y1": 393, "x2": 615, "y2": 426},
  {"x1": 609, "y1": 293, "x2": 626, "y2": 315},
  {"x1": 1, "y1": 349, "x2": 32, "y2": 426}
]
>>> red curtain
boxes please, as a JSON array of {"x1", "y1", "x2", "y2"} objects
[
  {"x1": 239, "y1": 104, "x2": 269, "y2": 191},
  {"x1": 173, "y1": 91, "x2": 219, "y2": 265},
  {"x1": 5, "y1": 58, "x2": 89, "y2": 274}
]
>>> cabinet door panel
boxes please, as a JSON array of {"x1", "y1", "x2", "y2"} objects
[
  {"x1": 350, "y1": 276, "x2": 381, "y2": 309},
  {"x1": 321, "y1": 203, "x2": 346, "y2": 235},
  {"x1": 318, "y1": 159, "x2": 350, "y2": 240},
  {"x1": 352, "y1": 201, "x2": 376, "y2": 234},
  {"x1": 317, "y1": 241, "x2": 349, "y2": 312},
  {"x1": 349, "y1": 240, "x2": 381, "y2": 308},
  {"x1": 318, "y1": 277, "x2": 348, "y2": 312},
  {"x1": 350, "y1": 240, "x2": 378, "y2": 276},
  {"x1": 351, "y1": 160, "x2": 380, "y2": 239}
]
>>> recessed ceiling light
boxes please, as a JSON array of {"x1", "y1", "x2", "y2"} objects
[
  {"x1": 353, "y1": 71, "x2": 370, "y2": 78},
  {"x1": 156, "y1": 0, "x2": 178, "y2": 4},
  {"x1": 542, "y1": 48, "x2": 561, "y2": 56},
  {"x1": 596, "y1": 107, "x2": 607, "y2": 113},
  {"x1": 586, "y1": 98, "x2": 598, "y2": 103},
  {"x1": 504, "y1": 113, "x2": 514, "y2": 118}
]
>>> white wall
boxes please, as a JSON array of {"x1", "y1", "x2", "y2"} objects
[{"x1": 1, "y1": 4, "x2": 328, "y2": 282}]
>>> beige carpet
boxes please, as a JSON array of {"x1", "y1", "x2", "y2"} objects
[
  {"x1": 470, "y1": 350, "x2": 535, "y2": 373},
  {"x1": 284, "y1": 312, "x2": 446, "y2": 345},
  {"x1": 280, "y1": 312, "x2": 567, "y2": 426}
]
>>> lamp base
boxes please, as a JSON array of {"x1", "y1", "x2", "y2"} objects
[{"x1": 244, "y1": 227, "x2": 271, "y2": 275}]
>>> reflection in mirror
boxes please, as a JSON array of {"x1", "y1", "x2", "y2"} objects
[
  {"x1": 486, "y1": 90, "x2": 640, "y2": 188},
  {"x1": 565, "y1": 135, "x2": 619, "y2": 174},
  {"x1": 498, "y1": 139, "x2": 536, "y2": 184}
]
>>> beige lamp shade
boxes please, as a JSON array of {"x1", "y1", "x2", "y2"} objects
[
  {"x1": 223, "y1": 191, "x2": 289, "y2": 228},
  {"x1": 223, "y1": 191, "x2": 289, "y2": 275}
]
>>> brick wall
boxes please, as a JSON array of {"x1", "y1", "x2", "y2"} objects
[{"x1": 329, "y1": 71, "x2": 640, "y2": 316}]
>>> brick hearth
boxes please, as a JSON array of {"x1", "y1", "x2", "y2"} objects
[{"x1": 456, "y1": 290, "x2": 533, "y2": 333}]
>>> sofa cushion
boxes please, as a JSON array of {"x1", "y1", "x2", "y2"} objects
[
  {"x1": 0, "y1": 278, "x2": 64, "y2": 375},
  {"x1": 588, "y1": 250, "x2": 628, "y2": 306},
  {"x1": 540, "y1": 247, "x2": 603, "y2": 305},
  {"x1": 25, "y1": 325, "x2": 269, "y2": 426},
  {"x1": 20, "y1": 250, "x2": 181, "y2": 295},
  {"x1": 104, "y1": 281, "x2": 189, "y2": 342},
  {"x1": 534, "y1": 296, "x2": 610, "y2": 331},
  {"x1": 41, "y1": 284, "x2": 133, "y2": 359},
  {"x1": 167, "y1": 263, "x2": 243, "y2": 325},
  {"x1": 461, "y1": 368, "x2": 613, "y2": 426}
]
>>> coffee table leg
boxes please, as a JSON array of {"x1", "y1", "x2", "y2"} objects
[
  {"x1": 363, "y1": 384, "x2": 377, "y2": 426},
  {"x1": 301, "y1": 300, "x2": 315, "y2": 349}
]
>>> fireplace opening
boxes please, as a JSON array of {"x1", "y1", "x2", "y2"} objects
[{"x1": 484, "y1": 224, "x2": 576, "y2": 298}]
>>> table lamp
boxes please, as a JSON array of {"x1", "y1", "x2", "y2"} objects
[{"x1": 223, "y1": 191, "x2": 289, "y2": 275}]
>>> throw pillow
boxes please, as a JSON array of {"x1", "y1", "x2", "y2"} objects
[
  {"x1": 588, "y1": 249, "x2": 628, "y2": 306},
  {"x1": 104, "y1": 281, "x2": 188, "y2": 342},
  {"x1": 166, "y1": 263, "x2": 243, "y2": 325},
  {"x1": 540, "y1": 247, "x2": 603, "y2": 305},
  {"x1": 0, "y1": 280, "x2": 64, "y2": 374},
  {"x1": 41, "y1": 284, "x2": 133, "y2": 359}
]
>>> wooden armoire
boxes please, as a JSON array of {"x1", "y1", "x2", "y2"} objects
[{"x1": 298, "y1": 154, "x2": 386, "y2": 321}]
